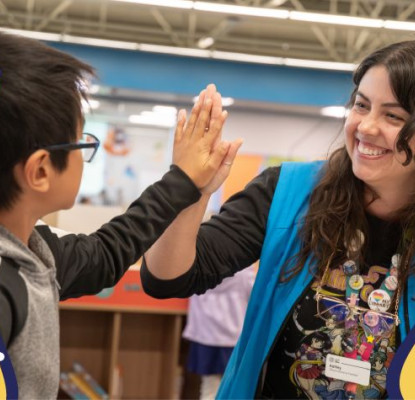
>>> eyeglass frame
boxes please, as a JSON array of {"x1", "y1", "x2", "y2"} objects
[{"x1": 39, "y1": 132, "x2": 100, "y2": 163}]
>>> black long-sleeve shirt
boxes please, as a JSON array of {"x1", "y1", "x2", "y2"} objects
[{"x1": 141, "y1": 166, "x2": 280, "y2": 296}]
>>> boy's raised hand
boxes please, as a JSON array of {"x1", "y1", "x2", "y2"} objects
[{"x1": 173, "y1": 84, "x2": 230, "y2": 189}]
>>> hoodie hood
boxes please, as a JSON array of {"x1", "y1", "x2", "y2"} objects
[
  {"x1": 0, "y1": 225, "x2": 60, "y2": 399},
  {"x1": 0, "y1": 225, "x2": 55, "y2": 273}
]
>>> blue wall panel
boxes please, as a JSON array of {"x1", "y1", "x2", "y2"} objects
[{"x1": 50, "y1": 42, "x2": 354, "y2": 107}]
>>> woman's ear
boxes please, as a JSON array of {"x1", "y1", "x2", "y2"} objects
[{"x1": 21, "y1": 150, "x2": 53, "y2": 193}]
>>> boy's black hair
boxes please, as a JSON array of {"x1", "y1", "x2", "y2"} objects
[{"x1": 0, "y1": 32, "x2": 94, "y2": 210}]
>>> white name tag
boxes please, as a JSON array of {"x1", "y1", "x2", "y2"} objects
[{"x1": 324, "y1": 354, "x2": 371, "y2": 386}]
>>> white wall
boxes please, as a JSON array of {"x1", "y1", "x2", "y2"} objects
[
  {"x1": 223, "y1": 109, "x2": 345, "y2": 160},
  {"x1": 79, "y1": 104, "x2": 348, "y2": 207}
]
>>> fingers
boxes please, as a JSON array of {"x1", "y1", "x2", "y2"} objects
[
  {"x1": 205, "y1": 83, "x2": 216, "y2": 101},
  {"x1": 206, "y1": 138, "x2": 242, "y2": 174},
  {"x1": 205, "y1": 109, "x2": 228, "y2": 149},
  {"x1": 174, "y1": 109, "x2": 187, "y2": 143},
  {"x1": 211, "y1": 91, "x2": 223, "y2": 122},
  {"x1": 223, "y1": 139, "x2": 243, "y2": 166},
  {"x1": 207, "y1": 141, "x2": 231, "y2": 171},
  {"x1": 183, "y1": 83, "x2": 219, "y2": 142},
  {"x1": 183, "y1": 89, "x2": 206, "y2": 139},
  {"x1": 193, "y1": 93, "x2": 214, "y2": 140}
]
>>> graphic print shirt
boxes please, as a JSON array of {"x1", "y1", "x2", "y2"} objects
[{"x1": 261, "y1": 214, "x2": 401, "y2": 399}]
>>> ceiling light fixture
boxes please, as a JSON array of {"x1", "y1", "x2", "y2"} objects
[
  {"x1": 112, "y1": 0, "x2": 193, "y2": 9},
  {"x1": 197, "y1": 36, "x2": 215, "y2": 49},
  {"x1": 383, "y1": 20, "x2": 415, "y2": 31},
  {"x1": 108, "y1": 0, "x2": 412, "y2": 30},
  {"x1": 290, "y1": 11, "x2": 383, "y2": 28},
  {"x1": 194, "y1": 2, "x2": 289, "y2": 19}
]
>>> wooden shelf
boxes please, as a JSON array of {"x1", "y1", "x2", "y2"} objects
[{"x1": 60, "y1": 307, "x2": 184, "y2": 399}]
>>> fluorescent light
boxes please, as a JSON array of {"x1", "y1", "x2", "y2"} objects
[
  {"x1": 0, "y1": 28, "x2": 61, "y2": 41},
  {"x1": 141, "y1": 110, "x2": 176, "y2": 124},
  {"x1": 212, "y1": 50, "x2": 283, "y2": 65},
  {"x1": 320, "y1": 106, "x2": 347, "y2": 118},
  {"x1": 139, "y1": 43, "x2": 210, "y2": 58},
  {"x1": 192, "y1": 96, "x2": 234, "y2": 106},
  {"x1": 290, "y1": 11, "x2": 383, "y2": 28},
  {"x1": 384, "y1": 20, "x2": 415, "y2": 31},
  {"x1": 62, "y1": 34, "x2": 139, "y2": 50},
  {"x1": 81, "y1": 99, "x2": 100, "y2": 113},
  {"x1": 111, "y1": 0, "x2": 193, "y2": 9},
  {"x1": 129, "y1": 114, "x2": 176, "y2": 128},
  {"x1": 284, "y1": 58, "x2": 355, "y2": 71},
  {"x1": 222, "y1": 97, "x2": 234, "y2": 107},
  {"x1": 194, "y1": 1, "x2": 289, "y2": 19},
  {"x1": 197, "y1": 36, "x2": 215, "y2": 49},
  {"x1": 153, "y1": 105, "x2": 178, "y2": 115},
  {"x1": 88, "y1": 84, "x2": 101, "y2": 94},
  {"x1": 140, "y1": 111, "x2": 158, "y2": 117},
  {"x1": 88, "y1": 99, "x2": 100, "y2": 109}
]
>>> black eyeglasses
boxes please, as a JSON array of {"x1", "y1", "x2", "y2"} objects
[{"x1": 41, "y1": 133, "x2": 100, "y2": 163}]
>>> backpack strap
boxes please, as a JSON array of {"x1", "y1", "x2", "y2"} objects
[{"x1": 0, "y1": 256, "x2": 28, "y2": 347}]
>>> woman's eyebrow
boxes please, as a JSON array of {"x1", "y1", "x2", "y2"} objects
[{"x1": 356, "y1": 91, "x2": 402, "y2": 108}]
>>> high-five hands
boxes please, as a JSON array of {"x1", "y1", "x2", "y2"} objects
[{"x1": 173, "y1": 84, "x2": 242, "y2": 193}]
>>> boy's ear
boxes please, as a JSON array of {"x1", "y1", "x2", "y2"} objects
[{"x1": 21, "y1": 150, "x2": 54, "y2": 193}]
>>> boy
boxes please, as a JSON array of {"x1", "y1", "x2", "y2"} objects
[{"x1": 0, "y1": 32, "x2": 232, "y2": 398}]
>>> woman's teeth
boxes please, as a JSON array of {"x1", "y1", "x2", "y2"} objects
[{"x1": 358, "y1": 141, "x2": 388, "y2": 156}]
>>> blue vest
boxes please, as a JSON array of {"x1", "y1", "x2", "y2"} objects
[{"x1": 217, "y1": 161, "x2": 415, "y2": 399}]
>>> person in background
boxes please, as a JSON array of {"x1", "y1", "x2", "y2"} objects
[
  {"x1": 142, "y1": 40, "x2": 415, "y2": 399},
  {"x1": 0, "y1": 31, "x2": 242, "y2": 399},
  {"x1": 183, "y1": 265, "x2": 255, "y2": 399}
]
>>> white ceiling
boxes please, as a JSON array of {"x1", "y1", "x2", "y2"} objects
[{"x1": 1, "y1": 0, "x2": 415, "y2": 65}]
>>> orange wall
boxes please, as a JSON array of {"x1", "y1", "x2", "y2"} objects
[{"x1": 221, "y1": 154, "x2": 263, "y2": 202}]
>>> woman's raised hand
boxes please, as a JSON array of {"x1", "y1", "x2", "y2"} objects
[
  {"x1": 173, "y1": 83, "x2": 242, "y2": 192},
  {"x1": 172, "y1": 84, "x2": 228, "y2": 189}
]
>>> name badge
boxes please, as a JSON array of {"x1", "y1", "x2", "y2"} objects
[{"x1": 324, "y1": 354, "x2": 371, "y2": 386}]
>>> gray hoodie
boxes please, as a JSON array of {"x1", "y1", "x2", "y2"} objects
[
  {"x1": 0, "y1": 166, "x2": 200, "y2": 398},
  {"x1": 1, "y1": 226, "x2": 60, "y2": 398}
]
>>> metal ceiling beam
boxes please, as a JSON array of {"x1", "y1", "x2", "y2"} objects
[
  {"x1": 34, "y1": 0, "x2": 73, "y2": 31},
  {"x1": 1, "y1": 0, "x2": 414, "y2": 66},
  {"x1": 201, "y1": 17, "x2": 239, "y2": 48},
  {"x1": 99, "y1": 1, "x2": 108, "y2": 32},
  {"x1": 353, "y1": 1, "x2": 385, "y2": 58},
  {"x1": 290, "y1": 0, "x2": 342, "y2": 61},
  {"x1": 187, "y1": 11, "x2": 197, "y2": 46},
  {"x1": 0, "y1": 0, "x2": 21, "y2": 28},
  {"x1": 25, "y1": 0, "x2": 35, "y2": 29},
  {"x1": 397, "y1": 3, "x2": 415, "y2": 20},
  {"x1": 345, "y1": 0, "x2": 359, "y2": 61},
  {"x1": 150, "y1": 7, "x2": 183, "y2": 46}
]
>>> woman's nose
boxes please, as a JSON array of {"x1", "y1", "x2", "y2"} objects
[{"x1": 358, "y1": 113, "x2": 380, "y2": 136}]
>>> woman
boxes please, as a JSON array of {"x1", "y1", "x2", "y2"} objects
[{"x1": 141, "y1": 41, "x2": 415, "y2": 399}]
